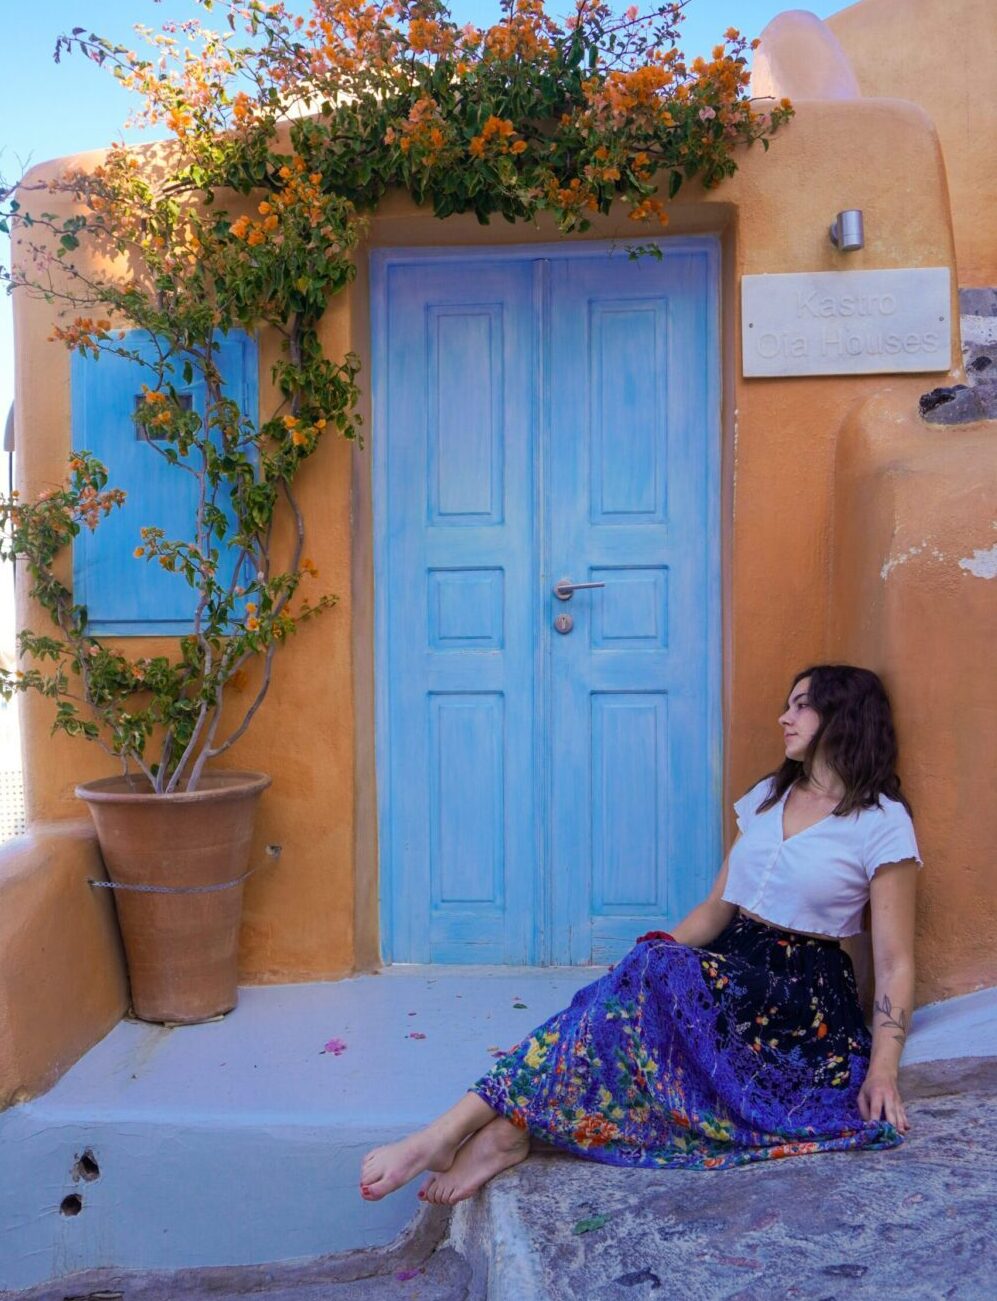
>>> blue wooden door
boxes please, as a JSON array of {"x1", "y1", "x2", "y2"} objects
[
  {"x1": 546, "y1": 251, "x2": 720, "y2": 963},
  {"x1": 373, "y1": 241, "x2": 719, "y2": 965},
  {"x1": 374, "y1": 258, "x2": 539, "y2": 963}
]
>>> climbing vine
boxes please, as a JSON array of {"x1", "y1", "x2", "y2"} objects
[{"x1": 0, "y1": 0, "x2": 791, "y2": 791}]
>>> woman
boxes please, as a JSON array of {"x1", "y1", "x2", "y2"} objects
[{"x1": 361, "y1": 664, "x2": 921, "y2": 1205}]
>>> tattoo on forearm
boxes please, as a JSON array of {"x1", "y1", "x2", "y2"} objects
[{"x1": 873, "y1": 994, "x2": 909, "y2": 1045}]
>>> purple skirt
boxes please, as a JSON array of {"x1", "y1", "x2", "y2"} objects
[{"x1": 472, "y1": 912, "x2": 901, "y2": 1170}]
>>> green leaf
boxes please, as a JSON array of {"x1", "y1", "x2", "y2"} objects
[{"x1": 572, "y1": 1215, "x2": 611, "y2": 1235}]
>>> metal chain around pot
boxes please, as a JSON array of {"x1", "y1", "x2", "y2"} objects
[{"x1": 87, "y1": 861, "x2": 270, "y2": 895}]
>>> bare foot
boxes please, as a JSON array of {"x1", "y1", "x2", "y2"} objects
[
  {"x1": 360, "y1": 1122, "x2": 463, "y2": 1201},
  {"x1": 418, "y1": 1117, "x2": 530, "y2": 1205}
]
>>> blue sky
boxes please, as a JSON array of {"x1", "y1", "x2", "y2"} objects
[{"x1": 0, "y1": 0, "x2": 839, "y2": 426}]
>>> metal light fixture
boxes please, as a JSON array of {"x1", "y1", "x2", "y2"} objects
[{"x1": 829, "y1": 209, "x2": 864, "y2": 252}]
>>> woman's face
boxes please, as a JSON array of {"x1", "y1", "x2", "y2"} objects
[{"x1": 778, "y1": 676, "x2": 822, "y2": 762}]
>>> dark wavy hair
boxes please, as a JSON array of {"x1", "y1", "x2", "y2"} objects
[{"x1": 754, "y1": 664, "x2": 913, "y2": 818}]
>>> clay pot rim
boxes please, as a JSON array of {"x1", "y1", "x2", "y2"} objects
[{"x1": 75, "y1": 769, "x2": 271, "y2": 805}]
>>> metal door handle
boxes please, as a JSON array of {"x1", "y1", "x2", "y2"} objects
[{"x1": 553, "y1": 578, "x2": 606, "y2": 602}]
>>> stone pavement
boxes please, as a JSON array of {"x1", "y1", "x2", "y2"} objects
[{"x1": 451, "y1": 1054, "x2": 997, "y2": 1300}]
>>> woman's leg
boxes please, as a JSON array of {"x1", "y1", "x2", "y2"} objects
[
  {"x1": 418, "y1": 1115, "x2": 530, "y2": 1205},
  {"x1": 360, "y1": 1091, "x2": 497, "y2": 1200}
]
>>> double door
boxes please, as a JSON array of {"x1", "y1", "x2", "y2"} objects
[{"x1": 373, "y1": 240, "x2": 720, "y2": 964}]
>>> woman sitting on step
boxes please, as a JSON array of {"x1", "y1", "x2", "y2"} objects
[{"x1": 361, "y1": 664, "x2": 921, "y2": 1206}]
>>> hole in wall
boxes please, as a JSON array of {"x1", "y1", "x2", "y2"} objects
[
  {"x1": 60, "y1": 1194, "x2": 83, "y2": 1216},
  {"x1": 73, "y1": 1149, "x2": 101, "y2": 1182}
]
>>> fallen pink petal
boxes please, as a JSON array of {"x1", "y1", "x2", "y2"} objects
[
  {"x1": 321, "y1": 1038, "x2": 347, "y2": 1056},
  {"x1": 407, "y1": 1031, "x2": 427, "y2": 1040}
]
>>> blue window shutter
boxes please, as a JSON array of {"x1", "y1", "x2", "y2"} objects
[{"x1": 71, "y1": 330, "x2": 258, "y2": 636}]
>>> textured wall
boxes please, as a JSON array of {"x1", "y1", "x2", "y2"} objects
[
  {"x1": 826, "y1": 0, "x2": 997, "y2": 286},
  {"x1": 831, "y1": 390, "x2": 997, "y2": 1005}
]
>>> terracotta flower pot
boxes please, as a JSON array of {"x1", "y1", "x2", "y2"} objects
[{"x1": 76, "y1": 770, "x2": 271, "y2": 1024}]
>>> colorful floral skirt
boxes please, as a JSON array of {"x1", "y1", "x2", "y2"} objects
[{"x1": 471, "y1": 912, "x2": 902, "y2": 1170}]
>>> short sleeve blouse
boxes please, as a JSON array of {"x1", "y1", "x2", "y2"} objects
[{"x1": 722, "y1": 776, "x2": 922, "y2": 937}]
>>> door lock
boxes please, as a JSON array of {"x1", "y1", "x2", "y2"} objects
[{"x1": 553, "y1": 613, "x2": 573, "y2": 635}]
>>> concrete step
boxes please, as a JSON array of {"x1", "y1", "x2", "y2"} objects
[
  {"x1": 1, "y1": 1204, "x2": 475, "y2": 1301},
  {"x1": 0, "y1": 966, "x2": 592, "y2": 1295}
]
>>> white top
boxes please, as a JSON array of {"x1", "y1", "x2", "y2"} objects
[{"x1": 722, "y1": 776, "x2": 922, "y2": 938}]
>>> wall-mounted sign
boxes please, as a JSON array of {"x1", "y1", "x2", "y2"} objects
[{"x1": 741, "y1": 268, "x2": 951, "y2": 377}]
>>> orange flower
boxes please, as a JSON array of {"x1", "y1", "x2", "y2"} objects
[
  {"x1": 572, "y1": 1115, "x2": 620, "y2": 1148},
  {"x1": 817, "y1": 1022, "x2": 828, "y2": 1039},
  {"x1": 167, "y1": 107, "x2": 193, "y2": 135}
]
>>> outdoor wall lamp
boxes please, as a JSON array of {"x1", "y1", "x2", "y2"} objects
[{"x1": 829, "y1": 209, "x2": 865, "y2": 251}]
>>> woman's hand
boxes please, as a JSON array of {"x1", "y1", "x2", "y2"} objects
[{"x1": 857, "y1": 1068, "x2": 910, "y2": 1133}]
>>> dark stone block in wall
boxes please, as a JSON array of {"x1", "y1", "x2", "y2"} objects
[
  {"x1": 976, "y1": 382, "x2": 997, "y2": 418},
  {"x1": 920, "y1": 381, "x2": 997, "y2": 423},
  {"x1": 961, "y1": 341, "x2": 997, "y2": 388},
  {"x1": 958, "y1": 287, "x2": 997, "y2": 316}
]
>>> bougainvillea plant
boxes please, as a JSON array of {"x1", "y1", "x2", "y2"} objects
[{"x1": 0, "y1": 0, "x2": 791, "y2": 794}]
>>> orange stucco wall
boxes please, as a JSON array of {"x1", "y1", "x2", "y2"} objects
[
  {"x1": 0, "y1": 821, "x2": 127, "y2": 1107},
  {"x1": 826, "y1": 0, "x2": 996, "y2": 286},
  {"x1": 5, "y1": 81, "x2": 988, "y2": 1102},
  {"x1": 831, "y1": 390, "x2": 997, "y2": 1001}
]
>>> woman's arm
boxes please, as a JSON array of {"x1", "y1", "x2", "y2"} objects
[
  {"x1": 669, "y1": 841, "x2": 739, "y2": 947},
  {"x1": 857, "y1": 859, "x2": 919, "y2": 1133}
]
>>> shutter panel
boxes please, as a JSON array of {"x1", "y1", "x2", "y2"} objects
[{"x1": 71, "y1": 331, "x2": 258, "y2": 635}]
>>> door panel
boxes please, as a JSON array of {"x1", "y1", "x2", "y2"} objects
[
  {"x1": 547, "y1": 250, "x2": 719, "y2": 964},
  {"x1": 377, "y1": 259, "x2": 538, "y2": 963},
  {"x1": 375, "y1": 243, "x2": 719, "y2": 965}
]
